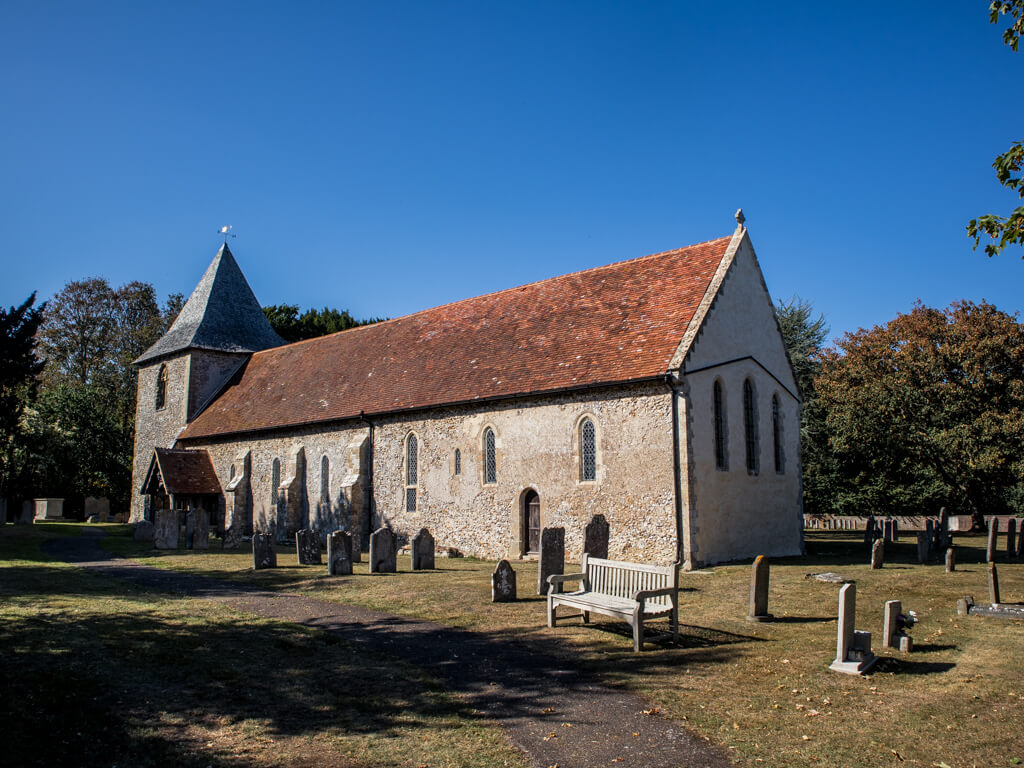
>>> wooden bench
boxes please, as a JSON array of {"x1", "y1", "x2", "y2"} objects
[{"x1": 547, "y1": 554, "x2": 679, "y2": 651}]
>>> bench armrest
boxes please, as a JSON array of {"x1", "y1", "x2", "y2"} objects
[
  {"x1": 548, "y1": 572, "x2": 585, "y2": 586},
  {"x1": 633, "y1": 586, "x2": 678, "y2": 602}
]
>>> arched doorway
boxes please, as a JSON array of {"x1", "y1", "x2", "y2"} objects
[{"x1": 522, "y1": 489, "x2": 541, "y2": 555}]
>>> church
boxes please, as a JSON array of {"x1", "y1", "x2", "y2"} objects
[{"x1": 130, "y1": 213, "x2": 804, "y2": 568}]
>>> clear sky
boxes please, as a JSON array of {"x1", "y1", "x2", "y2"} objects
[{"x1": 2, "y1": 1, "x2": 1022, "y2": 343}]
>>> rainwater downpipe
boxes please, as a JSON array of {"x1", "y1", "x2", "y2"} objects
[{"x1": 666, "y1": 373, "x2": 685, "y2": 567}]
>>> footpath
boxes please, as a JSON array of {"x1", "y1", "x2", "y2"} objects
[{"x1": 44, "y1": 530, "x2": 732, "y2": 768}]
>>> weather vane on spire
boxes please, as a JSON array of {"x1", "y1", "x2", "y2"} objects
[{"x1": 218, "y1": 225, "x2": 236, "y2": 244}]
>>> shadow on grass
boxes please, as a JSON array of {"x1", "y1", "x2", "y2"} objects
[
  {"x1": 873, "y1": 657, "x2": 957, "y2": 675},
  {"x1": 772, "y1": 616, "x2": 835, "y2": 624},
  {"x1": 909, "y1": 643, "x2": 958, "y2": 654}
]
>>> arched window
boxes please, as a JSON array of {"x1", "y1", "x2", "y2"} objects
[
  {"x1": 580, "y1": 418, "x2": 597, "y2": 482},
  {"x1": 155, "y1": 364, "x2": 167, "y2": 410},
  {"x1": 454, "y1": 448, "x2": 462, "y2": 476},
  {"x1": 713, "y1": 380, "x2": 727, "y2": 470},
  {"x1": 320, "y1": 455, "x2": 330, "y2": 504},
  {"x1": 405, "y1": 433, "x2": 418, "y2": 512},
  {"x1": 271, "y1": 458, "x2": 281, "y2": 509},
  {"x1": 772, "y1": 395, "x2": 784, "y2": 474},
  {"x1": 743, "y1": 378, "x2": 759, "y2": 474},
  {"x1": 483, "y1": 428, "x2": 496, "y2": 484}
]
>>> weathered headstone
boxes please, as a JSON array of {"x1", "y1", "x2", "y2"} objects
[
  {"x1": 369, "y1": 527, "x2": 397, "y2": 573},
  {"x1": 492, "y1": 559, "x2": 517, "y2": 602},
  {"x1": 882, "y1": 519, "x2": 893, "y2": 544},
  {"x1": 83, "y1": 496, "x2": 110, "y2": 522},
  {"x1": 1017, "y1": 521, "x2": 1024, "y2": 559},
  {"x1": 33, "y1": 498, "x2": 64, "y2": 521},
  {"x1": 986, "y1": 518, "x2": 998, "y2": 563},
  {"x1": 154, "y1": 509, "x2": 178, "y2": 549},
  {"x1": 583, "y1": 514, "x2": 610, "y2": 560},
  {"x1": 327, "y1": 530, "x2": 353, "y2": 575},
  {"x1": 829, "y1": 582, "x2": 877, "y2": 675},
  {"x1": 891, "y1": 517, "x2": 899, "y2": 542},
  {"x1": 746, "y1": 555, "x2": 773, "y2": 622},
  {"x1": 193, "y1": 512, "x2": 210, "y2": 550},
  {"x1": 945, "y1": 547, "x2": 956, "y2": 573},
  {"x1": 938, "y1": 507, "x2": 949, "y2": 548},
  {"x1": 537, "y1": 526, "x2": 565, "y2": 596},
  {"x1": 132, "y1": 519, "x2": 155, "y2": 541},
  {"x1": 925, "y1": 519, "x2": 935, "y2": 559},
  {"x1": 871, "y1": 539, "x2": 884, "y2": 569},
  {"x1": 17, "y1": 500, "x2": 33, "y2": 524},
  {"x1": 882, "y1": 599, "x2": 902, "y2": 649},
  {"x1": 988, "y1": 562, "x2": 1001, "y2": 605},
  {"x1": 411, "y1": 528, "x2": 435, "y2": 570},
  {"x1": 863, "y1": 515, "x2": 876, "y2": 546},
  {"x1": 222, "y1": 523, "x2": 243, "y2": 550},
  {"x1": 296, "y1": 529, "x2": 321, "y2": 565},
  {"x1": 253, "y1": 533, "x2": 277, "y2": 569},
  {"x1": 1007, "y1": 519, "x2": 1017, "y2": 560},
  {"x1": 916, "y1": 532, "x2": 929, "y2": 564},
  {"x1": 185, "y1": 511, "x2": 197, "y2": 549}
]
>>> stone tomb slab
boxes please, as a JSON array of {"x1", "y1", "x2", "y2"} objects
[
  {"x1": 154, "y1": 509, "x2": 178, "y2": 549},
  {"x1": 296, "y1": 529, "x2": 321, "y2": 565},
  {"x1": 411, "y1": 528, "x2": 435, "y2": 571},
  {"x1": 492, "y1": 559, "x2": 517, "y2": 602},
  {"x1": 369, "y1": 527, "x2": 397, "y2": 573},
  {"x1": 327, "y1": 531, "x2": 353, "y2": 575}
]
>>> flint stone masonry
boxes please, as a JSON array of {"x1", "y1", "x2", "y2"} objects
[
  {"x1": 253, "y1": 533, "x2": 277, "y2": 569},
  {"x1": 370, "y1": 527, "x2": 397, "y2": 573},
  {"x1": 492, "y1": 559, "x2": 517, "y2": 602},
  {"x1": 327, "y1": 531, "x2": 353, "y2": 575},
  {"x1": 34, "y1": 498, "x2": 64, "y2": 521},
  {"x1": 154, "y1": 509, "x2": 178, "y2": 549},
  {"x1": 746, "y1": 555, "x2": 773, "y2": 622},
  {"x1": 583, "y1": 514, "x2": 610, "y2": 560},
  {"x1": 871, "y1": 539, "x2": 884, "y2": 569},
  {"x1": 133, "y1": 520, "x2": 155, "y2": 541},
  {"x1": 297, "y1": 529, "x2": 321, "y2": 565},
  {"x1": 411, "y1": 528, "x2": 435, "y2": 571},
  {"x1": 538, "y1": 527, "x2": 565, "y2": 596}
]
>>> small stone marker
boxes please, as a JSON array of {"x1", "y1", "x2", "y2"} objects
[
  {"x1": 829, "y1": 582, "x2": 877, "y2": 675},
  {"x1": 583, "y1": 514, "x2": 610, "y2": 560},
  {"x1": 296, "y1": 529, "x2": 321, "y2": 565},
  {"x1": 988, "y1": 562, "x2": 1001, "y2": 605},
  {"x1": 871, "y1": 539, "x2": 884, "y2": 570},
  {"x1": 899, "y1": 635, "x2": 913, "y2": 652},
  {"x1": 746, "y1": 555, "x2": 773, "y2": 622},
  {"x1": 253, "y1": 533, "x2": 277, "y2": 569},
  {"x1": 133, "y1": 520, "x2": 155, "y2": 541},
  {"x1": 916, "y1": 532, "x2": 929, "y2": 564},
  {"x1": 154, "y1": 509, "x2": 178, "y2": 549},
  {"x1": 804, "y1": 572, "x2": 853, "y2": 584},
  {"x1": 327, "y1": 530, "x2": 352, "y2": 575},
  {"x1": 411, "y1": 528, "x2": 435, "y2": 570},
  {"x1": 1007, "y1": 519, "x2": 1017, "y2": 560},
  {"x1": 369, "y1": 527, "x2": 397, "y2": 573},
  {"x1": 492, "y1": 559, "x2": 517, "y2": 602},
  {"x1": 945, "y1": 547, "x2": 956, "y2": 573},
  {"x1": 537, "y1": 526, "x2": 565, "y2": 596},
  {"x1": 193, "y1": 512, "x2": 210, "y2": 550},
  {"x1": 882, "y1": 600, "x2": 902, "y2": 648},
  {"x1": 986, "y1": 519, "x2": 998, "y2": 563}
]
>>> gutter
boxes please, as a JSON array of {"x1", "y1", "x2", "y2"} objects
[{"x1": 665, "y1": 373, "x2": 685, "y2": 566}]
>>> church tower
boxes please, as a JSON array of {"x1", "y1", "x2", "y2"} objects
[{"x1": 129, "y1": 243, "x2": 284, "y2": 522}]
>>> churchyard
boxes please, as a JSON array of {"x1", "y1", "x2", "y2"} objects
[{"x1": 3, "y1": 521, "x2": 1023, "y2": 768}]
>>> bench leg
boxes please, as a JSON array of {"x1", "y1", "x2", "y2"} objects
[
  {"x1": 670, "y1": 605, "x2": 679, "y2": 640},
  {"x1": 582, "y1": 610, "x2": 590, "y2": 624},
  {"x1": 547, "y1": 597, "x2": 556, "y2": 628},
  {"x1": 632, "y1": 606, "x2": 644, "y2": 652}
]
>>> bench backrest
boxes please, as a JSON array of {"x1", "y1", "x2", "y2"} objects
[{"x1": 583, "y1": 555, "x2": 678, "y2": 610}]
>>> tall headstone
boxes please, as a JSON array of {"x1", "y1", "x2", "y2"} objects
[
  {"x1": 1007, "y1": 519, "x2": 1017, "y2": 560},
  {"x1": 411, "y1": 528, "x2": 435, "y2": 570},
  {"x1": 1017, "y1": 522, "x2": 1024, "y2": 560},
  {"x1": 986, "y1": 518, "x2": 998, "y2": 563},
  {"x1": 492, "y1": 559, "x2": 517, "y2": 602},
  {"x1": 154, "y1": 509, "x2": 178, "y2": 549},
  {"x1": 882, "y1": 600, "x2": 902, "y2": 649},
  {"x1": 863, "y1": 515, "x2": 876, "y2": 546},
  {"x1": 369, "y1": 527, "x2": 397, "y2": 573},
  {"x1": 829, "y1": 582, "x2": 877, "y2": 675},
  {"x1": 938, "y1": 507, "x2": 949, "y2": 548},
  {"x1": 871, "y1": 539, "x2": 884, "y2": 569},
  {"x1": 916, "y1": 532, "x2": 929, "y2": 564},
  {"x1": 253, "y1": 533, "x2": 277, "y2": 570},
  {"x1": 583, "y1": 514, "x2": 610, "y2": 560},
  {"x1": 882, "y1": 519, "x2": 893, "y2": 544},
  {"x1": 84, "y1": 496, "x2": 111, "y2": 522},
  {"x1": 891, "y1": 517, "x2": 899, "y2": 542},
  {"x1": 988, "y1": 562, "x2": 1001, "y2": 605},
  {"x1": 18, "y1": 500, "x2": 33, "y2": 524},
  {"x1": 537, "y1": 526, "x2": 565, "y2": 596},
  {"x1": 746, "y1": 555, "x2": 773, "y2": 622},
  {"x1": 945, "y1": 547, "x2": 956, "y2": 573},
  {"x1": 327, "y1": 530, "x2": 353, "y2": 575},
  {"x1": 296, "y1": 529, "x2": 321, "y2": 565},
  {"x1": 925, "y1": 519, "x2": 935, "y2": 559},
  {"x1": 193, "y1": 511, "x2": 210, "y2": 550},
  {"x1": 133, "y1": 520, "x2": 155, "y2": 541},
  {"x1": 185, "y1": 511, "x2": 197, "y2": 549}
]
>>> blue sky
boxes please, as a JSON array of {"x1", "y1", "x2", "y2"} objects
[{"x1": 2, "y1": 1, "x2": 1021, "y2": 343}]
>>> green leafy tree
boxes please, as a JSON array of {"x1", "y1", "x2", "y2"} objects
[
  {"x1": 816, "y1": 301, "x2": 1024, "y2": 527},
  {"x1": 967, "y1": 1, "x2": 1024, "y2": 258},
  {"x1": 263, "y1": 304, "x2": 383, "y2": 343},
  {"x1": 0, "y1": 294, "x2": 46, "y2": 503}
]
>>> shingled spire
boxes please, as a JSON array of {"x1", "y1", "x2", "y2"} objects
[{"x1": 134, "y1": 243, "x2": 284, "y2": 365}]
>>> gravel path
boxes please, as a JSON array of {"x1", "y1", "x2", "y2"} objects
[{"x1": 44, "y1": 530, "x2": 732, "y2": 768}]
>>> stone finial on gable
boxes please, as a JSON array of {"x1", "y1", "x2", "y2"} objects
[{"x1": 735, "y1": 208, "x2": 746, "y2": 229}]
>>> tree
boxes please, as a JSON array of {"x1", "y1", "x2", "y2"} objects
[
  {"x1": 0, "y1": 294, "x2": 45, "y2": 502},
  {"x1": 263, "y1": 304, "x2": 383, "y2": 343},
  {"x1": 967, "y1": 1, "x2": 1024, "y2": 258},
  {"x1": 815, "y1": 301, "x2": 1024, "y2": 527}
]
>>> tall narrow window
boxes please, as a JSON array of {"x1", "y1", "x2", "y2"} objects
[
  {"x1": 713, "y1": 380, "x2": 727, "y2": 470},
  {"x1": 454, "y1": 448, "x2": 462, "y2": 475},
  {"x1": 743, "y1": 378, "x2": 759, "y2": 474},
  {"x1": 271, "y1": 458, "x2": 281, "y2": 508},
  {"x1": 483, "y1": 428, "x2": 496, "y2": 484},
  {"x1": 321, "y1": 455, "x2": 330, "y2": 505},
  {"x1": 155, "y1": 364, "x2": 167, "y2": 410},
  {"x1": 405, "y1": 434, "x2": 418, "y2": 512},
  {"x1": 580, "y1": 418, "x2": 597, "y2": 481},
  {"x1": 772, "y1": 395, "x2": 783, "y2": 474}
]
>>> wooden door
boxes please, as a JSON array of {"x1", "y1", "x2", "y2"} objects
[{"x1": 525, "y1": 490, "x2": 541, "y2": 553}]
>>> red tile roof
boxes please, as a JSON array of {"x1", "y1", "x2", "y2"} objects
[
  {"x1": 144, "y1": 448, "x2": 222, "y2": 495},
  {"x1": 179, "y1": 235, "x2": 733, "y2": 440}
]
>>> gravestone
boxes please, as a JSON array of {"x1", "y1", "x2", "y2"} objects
[
  {"x1": 863, "y1": 515, "x2": 876, "y2": 546},
  {"x1": 938, "y1": 507, "x2": 949, "y2": 548},
  {"x1": 1018, "y1": 522, "x2": 1024, "y2": 559},
  {"x1": 583, "y1": 514, "x2": 610, "y2": 560},
  {"x1": 746, "y1": 555, "x2": 773, "y2": 622},
  {"x1": 1007, "y1": 519, "x2": 1017, "y2": 560},
  {"x1": 193, "y1": 512, "x2": 210, "y2": 550},
  {"x1": 411, "y1": 528, "x2": 435, "y2": 570},
  {"x1": 916, "y1": 532, "x2": 929, "y2": 564},
  {"x1": 829, "y1": 582, "x2": 877, "y2": 675},
  {"x1": 988, "y1": 562, "x2": 1001, "y2": 605},
  {"x1": 222, "y1": 523, "x2": 243, "y2": 550},
  {"x1": 296, "y1": 529, "x2": 321, "y2": 565},
  {"x1": 132, "y1": 520, "x2": 155, "y2": 541},
  {"x1": 18, "y1": 500, "x2": 33, "y2": 524},
  {"x1": 492, "y1": 559, "x2": 517, "y2": 602},
  {"x1": 253, "y1": 533, "x2": 277, "y2": 569},
  {"x1": 537, "y1": 526, "x2": 565, "y2": 596},
  {"x1": 882, "y1": 599, "x2": 902, "y2": 648},
  {"x1": 327, "y1": 530, "x2": 353, "y2": 575},
  {"x1": 882, "y1": 519, "x2": 893, "y2": 544},
  {"x1": 33, "y1": 498, "x2": 64, "y2": 521},
  {"x1": 925, "y1": 519, "x2": 935, "y2": 559},
  {"x1": 185, "y1": 511, "x2": 197, "y2": 549},
  {"x1": 945, "y1": 547, "x2": 956, "y2": 573},
  {"x1": 891, "y1": 517, "x2": 899, "y2": 542},
  {"x1": 871, "y1": 539, "x2": 884, "y2": 569},
  {"x1": 84, "y1": 496, "x2": 110, "y2": 522},
  {"x1": 986, "y1": 519, "x2": 998, "y2": 563},
  {"x1": 369, "y1": 527, "x2": 397, "y2": 573},
  {"x1": 154, "y1": 509, "x2": 178, "y2": 549}
]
